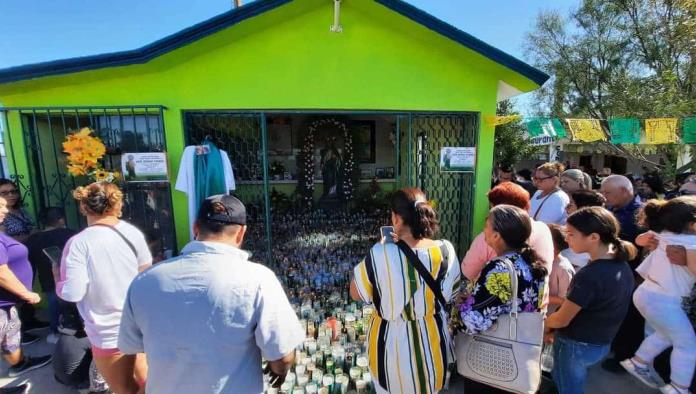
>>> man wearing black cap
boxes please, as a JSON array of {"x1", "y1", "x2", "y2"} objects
[{"x1": 116, "y1": 195, "x2": 304, "y2": 394}]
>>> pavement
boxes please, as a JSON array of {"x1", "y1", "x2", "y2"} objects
[{"x1": 0, "y1": 329, "x2": 659, "y2": 394}]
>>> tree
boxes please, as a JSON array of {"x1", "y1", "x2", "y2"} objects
[
  {"x1": 524, "y1": 0, "x2": 696, "y2": 178},
  {"x1": 493, "y1": 100, "x2": 543, "y2": 169}
]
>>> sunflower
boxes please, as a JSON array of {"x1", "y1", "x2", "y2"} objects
[{"x1": 93, "y1": 170, "x2": 109, "y2": 182}]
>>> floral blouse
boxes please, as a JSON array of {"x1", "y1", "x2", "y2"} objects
[
  {"x1": 2, "y1": 209, "x2": 34, "y2": 238},
  {"x1": 456, "y1": 252, "x2": 545, "y2": 334}
]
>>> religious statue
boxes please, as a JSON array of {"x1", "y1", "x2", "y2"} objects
[{"x1": 321, "y1": 137, "x2": 342, "y2": 197}]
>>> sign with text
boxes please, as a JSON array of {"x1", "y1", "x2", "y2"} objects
[
  {"x1": 440, "y1": 147, "x2": 475, "y2": 173},
  {"x1": 121, "y1": 153, "x2": 168, "y2": 182}
]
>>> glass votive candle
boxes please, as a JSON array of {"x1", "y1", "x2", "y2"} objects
[
  {"x1": 280, "y1": 382, "x2": 292, "y2": 394},
  {"x1": 322, "y1": 375, "x2": 334, "y2": 388},
  {"x1": 356, "y1": 379, "x2": 367, "y2": 394},
  {"x1": 338, "y1": 375, "x2": 349, "y2": 394},
  {"x1": 292, "y1": 389, "x2": 303, "y2": 394},
  {"x1": 349, "y1": 366, "x2": 362, "y2": 381},
  {"x1": 356, "y1": 356, "x2": 368, "y2": 371},
  {"x1": 297, "y1": 375, "x2": 309, "y2": 388},
  {"x1": 285, "y1": 372, "x2": 296, "y2": 386},
  {"x1": 318, "y1": 388, "x2": 329, "y2": 394},
  {"x1": 312, "y1": 369, "x2": 323, "y2": 384},
  {"x1": 295, "y1": 364, "x2": 306, "y2": 377},
  {"x1": 306, "y1": 383, "x2": 318, "y2": 394},
  {"x1": 325, "y1": 359, "x2": 335, "y2": 375}
]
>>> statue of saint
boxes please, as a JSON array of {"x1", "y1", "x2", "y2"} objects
[{"x1": 321, "y1": 139, "x2": 342, "y2": 197}]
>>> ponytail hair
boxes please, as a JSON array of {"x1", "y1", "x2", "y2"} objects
[
  {"x1": 639, "y1": 196, "x2": 696, "y2": 233},
  {"x1": 391, "y1": 188, "x2": 439, "y2": 239},
  {"x1": 488, "y1": 205, "x2": 548, "y2": 281},
  {"x1": 611, "y1": 238, "x2": 638, "y2": 262},
  {"x1": 567, "y1": 206, "x2": 638, "y2": 261}
]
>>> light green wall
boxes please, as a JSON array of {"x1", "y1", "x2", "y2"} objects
[{"x1": 0, "y1": 0, "x2": 540, "y2": 250}]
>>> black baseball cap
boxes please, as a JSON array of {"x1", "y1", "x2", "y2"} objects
[{"x1": 197, "y1": 194, "x2": 246, "y2": 226}]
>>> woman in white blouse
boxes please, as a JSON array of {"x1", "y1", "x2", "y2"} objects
[
  {"x1": 57, "y1": 182, "x2": 152, "y2": 393},
  {"x1": 530, "y1": 162, "x2": 570, "y2": 225}
]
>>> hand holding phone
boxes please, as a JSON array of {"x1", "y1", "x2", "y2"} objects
[{"x1": 380, "y1": 226, "x2": 395, "y2": 244}]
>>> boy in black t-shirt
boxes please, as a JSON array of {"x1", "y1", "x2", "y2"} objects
[{"x1": 25, "y1": 207, "x2": 76, "y2": 340}]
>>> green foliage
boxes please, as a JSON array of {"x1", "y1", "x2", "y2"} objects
[
  {"x1": 524, "y1": 0, "x2": 696, "y2": 178},
  {"x1": 494, "y1": 100, "x2": 543, "y2": 169}
]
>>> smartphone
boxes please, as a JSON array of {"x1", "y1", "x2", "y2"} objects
[
  {"x1": 43, "y1": 246, "x2": 63, "y2": 268},
  {"x1": 380, "y1": 226, "x2": 395, "y2": 243}
]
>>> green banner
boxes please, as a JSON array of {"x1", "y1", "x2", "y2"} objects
[
  {"x1": 609, "y1": 118, "x2": 641, "y2": 144},
  {"x1": 683, "y1": 117, "x2": 696, "y2": 144},
  {"x1": 526, "y1": 117, "x2": 566, "y2": 138},
  {"x1": 551, "y1": 118, "x2": 567, "y2": 138}
]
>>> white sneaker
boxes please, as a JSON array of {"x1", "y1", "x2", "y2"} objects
[
  {"x1": 46, "y1": 333, "x2": 59, "y2": 344},
  {"x1": 620, "y1": 358, "x2": 662, "y2": 389},
  {"x1": 660, "y1": 383, "x2": 692, "y2": 394}
]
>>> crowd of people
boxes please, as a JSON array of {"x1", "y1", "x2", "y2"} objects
[{"x1": 0, "y1": 158, "x2": 692, "y2": 394}]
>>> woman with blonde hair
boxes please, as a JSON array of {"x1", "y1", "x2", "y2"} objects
[
  {"x1": 57, "y1": 182, "x2": 151, "y2": 393},
  {"x1": 530, "y1": 162, "x2": 570, "y2": 225}
]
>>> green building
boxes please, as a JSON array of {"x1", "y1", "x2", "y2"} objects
[{"x1": 0, "y1": 0, "x2": 548, "y2": 257}]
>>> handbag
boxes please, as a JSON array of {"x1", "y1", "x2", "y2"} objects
[{"x1": 456, "y1": 257, "x2": 544, "y2": 394}]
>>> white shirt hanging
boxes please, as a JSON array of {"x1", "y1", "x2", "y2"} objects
[{"x1": 175, "y1": 145, "x2": 236, "y2": 240}]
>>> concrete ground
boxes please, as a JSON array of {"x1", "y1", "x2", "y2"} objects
[{"x1": 0, "y1": 330, "x2": 658, "y2": 394}]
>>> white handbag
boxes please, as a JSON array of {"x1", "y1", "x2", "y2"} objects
[{"x1": 456, "y1": 258, "x2": 544, "y2": 394}]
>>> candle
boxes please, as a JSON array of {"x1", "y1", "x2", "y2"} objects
[
  {"x1": 322, "y1": 375, "x2": 334, "y2": 387},
  {"x1": 349, "y1": 366, "x2": 362, "y2": 381},
  {"x1": 297, "y1": 375, "x2": 309, "y2": 388},
  {"x1": 285, "y1": 372, "x2": 296, "y2": 386},
  {"x1": 312, "y1": 369, "x2": 323, "y2": 384},
  {"x1": 280, "y1": 382, "x2": 292, "y2": 394},
  {"x1": 338, "y1": 375, "x2": 349, "y2": 394},
  {"x1": 356, "y1": 379, "x2": 367, "y2": 394},
  {"x1": 356, "y1": 356, "x2": 368, "y2": 371},
  {"x1": 306, "y1": 383, "x2": 318, "y2": 394},
  {"x1": 295, "y1": 364, "x2": 306, "y2": 377}
]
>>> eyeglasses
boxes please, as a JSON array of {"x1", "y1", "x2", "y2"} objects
[
  {"x1": 0, "y1": 190, "x2": 19, "y2": 197},
  {"x1": 532, "y1": 175, "x2": 555, "y2": 182}
]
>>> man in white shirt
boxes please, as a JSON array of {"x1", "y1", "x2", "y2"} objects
[{"x1": 118, "y1": 195, "x2": 304, "y2": 394}]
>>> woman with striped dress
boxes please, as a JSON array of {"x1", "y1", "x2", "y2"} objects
[{"x1": 350, "y1": 188, "x2": 461, "y2": 394}]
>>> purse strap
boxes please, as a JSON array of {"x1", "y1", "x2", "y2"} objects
[
  {"x1": 91, "y1": 223, "x2": 138, "y2": 259},
  {"x1": 396, "y1": 240, "x2": 448, "y2": 310},
  {"x1": 499, "y1": 256, "x2": 520, "y2": 340},
  {"x1": 532, "y1": 190, "x2": 557, "y2": 220}
]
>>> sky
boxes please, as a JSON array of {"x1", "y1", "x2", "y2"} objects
[{"x1": 0, "y1": 0, "x2": 578, "y2": 111}]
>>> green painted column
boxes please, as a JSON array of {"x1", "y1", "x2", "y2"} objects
[
  {"x1": 162, "y1": 108, "x2": 189, "y2": 252},
  {"x1": 472, "y1": 109, "x2": 496, "y2": 236}
]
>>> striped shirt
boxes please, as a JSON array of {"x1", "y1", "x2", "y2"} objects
[{"x1": 353, "y1": 240, "x2": 460, "y2": 394}]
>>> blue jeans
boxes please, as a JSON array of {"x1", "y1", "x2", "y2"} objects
[
  {"x1": 46, "y1": 291, "x2": 59, "y2": 334},
  {"x1": 552, "y1": 335, "x2": 610, "y2": 394}
]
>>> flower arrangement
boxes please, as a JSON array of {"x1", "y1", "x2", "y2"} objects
[{"x1": 63, "y1": 127, "x2": 121, "y2": 183}]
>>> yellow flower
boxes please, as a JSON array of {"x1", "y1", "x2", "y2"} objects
[
  {"x1": 93, "y1": 169, "x2": 109, "y2": 182},
  {"x1": 67, "y1": 165, "x2": 87, "y2": 177},
  {"x1": 485, "y1": 272, "x2": 512, "y2": 302}
]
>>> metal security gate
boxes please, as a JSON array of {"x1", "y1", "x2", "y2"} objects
[
  {"x1": 408, "y1": 114, "x2": 478, "y2": 256},
  {"x1": 183, "y1": 112, "x2": 272, "y2": 263},
  {"x1": 0, "y1": 106, "x2": 177, "y2": 258},
  {"x1": 183, "y1": 111, "x2": 478, "y2": 263}
]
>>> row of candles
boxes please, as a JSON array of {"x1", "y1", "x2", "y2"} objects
[{"x1": 264, "y1": 300, "x2": 378, "y2": 394}]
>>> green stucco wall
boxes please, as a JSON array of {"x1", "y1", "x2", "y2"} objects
[{"x1": 0, "y1": 0, "x2": 540, "y2": 251}]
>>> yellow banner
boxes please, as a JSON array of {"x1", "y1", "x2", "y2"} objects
[
  {"x1": 484, "y1": 114, "x2": 522, "y2": 127},
  {"x1": 644, "y1": 118, "x2": 679, "y2": 144},
  {"x1": 566, "y1": 119, "x2": 606, "y2": 142}
]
